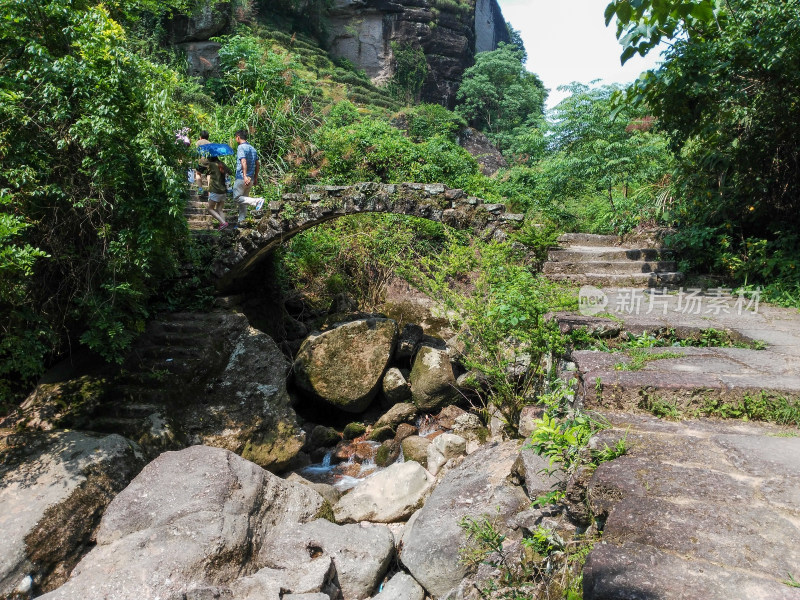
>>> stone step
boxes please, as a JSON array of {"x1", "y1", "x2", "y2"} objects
[
  {"x1": 543, "y1": 260, "x2": 678, "y2": 275},
  {"x1": 574, "y1": 347, "x2": 800, "y2": 410},
  {"x1": 557, "y1": 233, "x2": 625, "y2": 248},
  {"x1": 184, "y1": 207, "x2": 211, "y2": 215},
  {"x1": 546, "y1": 272, "x2": 685, "y2": 287},
  {"x1": 548, "y1": 247, "x2": 674, "y2": 262},
  {"x1": 94, "y1": 399, "x2": 164, "y2": 419}
]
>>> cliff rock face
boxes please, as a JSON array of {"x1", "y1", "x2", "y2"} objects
[{"x1": 328, "y1": 0, "x2": 510, "y2": 107}]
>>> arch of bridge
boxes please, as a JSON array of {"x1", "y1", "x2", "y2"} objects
[{"x1": 211, "y1": 182, "x2": 523, "y2": 290}]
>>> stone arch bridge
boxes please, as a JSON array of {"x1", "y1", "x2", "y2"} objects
[{"x1": 210, "y1": 182, "x2": 524, "y2": 290}]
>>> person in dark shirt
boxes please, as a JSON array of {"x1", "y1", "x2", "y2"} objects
[{"x1": 203, "y1": 156, "x2": 230, "y2": 229}]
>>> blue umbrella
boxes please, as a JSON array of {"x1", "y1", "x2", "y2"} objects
[{"x1": 197, "y1": 143, "x2": 235, "y2": 157}]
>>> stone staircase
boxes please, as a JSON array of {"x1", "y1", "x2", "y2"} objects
[
  {"x1": 88, "y1": 311, "x2": 235, "y2": 443},
  {"x1": 185, "y1": 189, "x2": 236, "y2": 231},
  {"x1": 543, "y1": 233, "x2": 684, "y2": 287}
]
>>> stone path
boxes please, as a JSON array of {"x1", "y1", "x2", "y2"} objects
[
  {"x1": 583, "y1": 411, "x2": 800, "y2": 600},
  {"x1": 553, "y1": 288, "x2": 800, "y2": 598},
  {"x1": 544, "y1": 233, "x2": 684, "y2": 287},
  {"x1": 560, "y1": 288, "x2": 800, "y2": 409}
]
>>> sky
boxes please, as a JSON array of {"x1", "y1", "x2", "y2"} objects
[{"x1": 496, "y1": 0, "x2": 664, "y2": 108}]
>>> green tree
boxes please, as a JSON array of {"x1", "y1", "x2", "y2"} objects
[
  {"x1": 455, "y1": 43, "x2": 547, "y2": 152},
  {"x1": 389, "y1": 42, "x2": 429, "y2": 104},
  {"x1": 607, "y1": 0, "x2": 800, "y2": 296},
  {"x1": 0, "y1": 0, "x2": 192, "y2": 401},
  {"x1": 535, "y1": 83, "x2": 672, "y2": 233}
]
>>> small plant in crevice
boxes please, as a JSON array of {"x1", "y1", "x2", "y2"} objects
[
  {"x1": 613, "y1": 349, "x2": 685, "y2": 372},
  {"x1": 570, "y1": 327, "x2": 766, "y2": 353},
  {"x1": 459, "y1": 512, "x2": 597, "y2": 600},
  {"x1": 638, "y1": 395, "x2": 682, "y2": 420},
  {"x1": 697, "y1": 391, "x2": 800, "y2": 427},
  {"x1": 784, "y1": 573, "x2": 800, "y2": 588}
]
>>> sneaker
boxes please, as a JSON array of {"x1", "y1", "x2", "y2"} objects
[
  {"x1": 218, "y1": 222, "x2": 229, "y2": 230},
  {"x1": 254, "y1": 198, "x2": 265, "y2": 212}
]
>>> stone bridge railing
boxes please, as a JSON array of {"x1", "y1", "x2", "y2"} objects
[{"x1": 211, "y1": 182, "x2": 524, "y2": 289}]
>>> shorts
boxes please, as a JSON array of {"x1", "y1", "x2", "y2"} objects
[{"x1": 208, "y1": 192, "x2": 226, "y2": 204}]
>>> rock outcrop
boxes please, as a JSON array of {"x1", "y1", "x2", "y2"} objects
[
  {"x1": 0, "y1": 432, "x2": 144, "y2": 598},
  {"x1": 294, "y1": 318, "x2": 399, "y2": 413},
  {"x1": 37, "y1": 446, "x2": 329, "y2": 600},
  {"x1": 399, "y1": 441, "x2": 529, "y2": 598},
  {"x1": 328, "y1": 0, "x2": 510, "y2": 107},
  {"x1": 259, "y1": 519, "x2": 395, "y2": 599}
]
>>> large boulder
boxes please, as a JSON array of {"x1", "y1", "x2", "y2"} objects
[
  {"x1": 37, "y1": 445, "x2": 328, "y2": 600},
  {"x1": 189, "y1": 320, "x2": 306, "y2": 471},
  {"x1": 334, "y1": 461, "x2": 435, "y2": 524},
  {"x1": 294, "y1": 318, "x2": 398, "y2": 413},
  {"x1": 399, "y1": 442, "x2": 529, "y2": 599},
  {"x1": 258, "y1": 519, "x2": 395, "y2": 600},
  {"x1": 409, "y1": 346, "x2": 458, "y2": 411},
  {"x1": 0, "y1": 432, "x2": 144, "y2": 598},
  {"x1": 401, "y1": 436, "x2": 431, "y2": 467}
]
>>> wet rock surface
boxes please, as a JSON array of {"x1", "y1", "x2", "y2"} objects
[{"x1": 583, "y1": 411, "x2": 800, "y2": 599}]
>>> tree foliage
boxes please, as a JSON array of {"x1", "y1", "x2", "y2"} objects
[
  {"x1": 0, "y1": 0, "x2": 193, "y2": 400},
  {"x1": 607, "y1": 0, "x2": 800, "y2": 298},
  {"x1": 456, "y1": 43, "x2": 547, "y2": 152},
  {"x1": 535, "y1": 83, "x2": 672, "y2": 232}
]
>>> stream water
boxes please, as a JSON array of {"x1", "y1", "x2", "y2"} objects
[{"x1": 298, "y1": 414, "x2": 442, "y2": 490}]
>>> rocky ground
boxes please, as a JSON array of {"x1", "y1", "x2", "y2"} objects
[{"x1": 2, "y1": 280, "x2": 800, "y2": 599}]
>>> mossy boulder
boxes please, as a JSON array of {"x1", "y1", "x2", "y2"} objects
[
  {"x1": 369, "y1": 425, "x2": 395, "y2": 443},
  {"x1": 294, "y1": 318, "x2": 398, "y2": 413},
  {"x1": 343, "y1": 422, "x2": 367, "y2": 440}
]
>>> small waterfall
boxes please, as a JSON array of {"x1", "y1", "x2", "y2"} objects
[
  {"x1": 416, "y1": 414, "x2": 438, "y2": 437},
  {"x1": 321, "y1": 451, "x2": 332, "y2": 468}
]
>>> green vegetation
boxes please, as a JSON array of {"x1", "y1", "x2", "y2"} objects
[
  {"x1": 459, "y1": 513, "x2": 592, "y2": 600},
  {"x1": 784, "y1": 573, "x2": 800, "y2": 588},
  {"x1": 613, "y1": 349, "x2": 685, "y2": 371},
  {"x1": 456, "y1": 43, "x2": 547, "y2": 153},
  {"x1": 606, "y1": 0, "x2": 800, "y2": 307},
  {"x1": 571, "y1": 328, "x2": 766, "y2": 352},
  {"x1": 0, "y1": 0, "x2": 192, "y2": 402},
  {"x1": 639, "y1": 391, "x2": 800, "y2": 426}
]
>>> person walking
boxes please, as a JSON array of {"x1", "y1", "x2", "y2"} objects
[
  {"x1": 204, "y1": 156, "x2": 230, "y2": 229},
  {"x1": 194, "y1": 130, "x2": 211, "y2": 191},
  {"x1": 233, "y1": 129, "x2": 264, "y2": 226}
]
